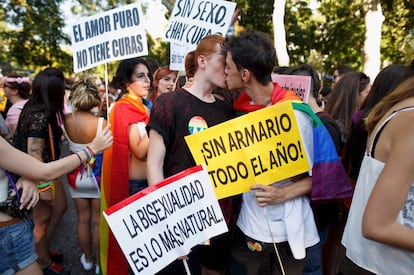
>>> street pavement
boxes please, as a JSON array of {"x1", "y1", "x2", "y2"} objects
[
  {"x1": 49, "y1": 174, "x2": 97, "y2": 275},
  {"x1": 49, "y1": 139, "x2": 97, "y2": 274}
]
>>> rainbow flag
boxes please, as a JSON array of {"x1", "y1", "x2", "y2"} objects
[{"x1": 292, "y1": 102, "x2": 352, "y2": 200}]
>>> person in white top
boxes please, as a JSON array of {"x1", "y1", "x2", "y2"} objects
[
  {"x1": 224, "y1": 30, "x2": 319, "y2": 275},
  {"x1": 342, "y1": 75, "x2": 414, "y2": 274},
  {"x1": 63, "y1": 76, "x2": 108, "y2": 274}
]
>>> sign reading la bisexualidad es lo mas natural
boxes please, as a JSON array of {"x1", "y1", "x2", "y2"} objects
[{"x1": 103, "y1": 165, "x2": 228, "y2": 274}]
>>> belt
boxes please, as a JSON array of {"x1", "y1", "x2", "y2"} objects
[{"x1": 0, "y1": 217, "x2": 23, "y2": 227}]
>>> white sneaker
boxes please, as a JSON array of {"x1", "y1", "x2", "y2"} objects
[
  {"x1": 80, "y1": 253, "x2": 93, "y2": 270},
  {"x1": 95, "y1": 265, "x2": 100, "y2": 275}
]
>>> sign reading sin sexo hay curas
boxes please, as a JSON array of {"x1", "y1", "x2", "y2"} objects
[
  {"x1": 166, "y1": 0, "x2": 236, "y2": 71},
  {"x1": 70, "y1": 2, "x2": 148, "y2": 73},
  {"x1": 165, "y1": 0, "x2": 236, "y2": 48},
  {"x1": 185, "y1": 101, "x2": 311, "y2": 200}
]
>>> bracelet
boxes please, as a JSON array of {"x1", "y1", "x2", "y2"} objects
[
  {"x1": 86, "y1": 146, "x2": 95, "y2": 157},
  {"x1": 37, "y1": 181, "x2": 52, "y2": 189},
  {"x1": 74, "y1": 152, "x2": 83, "y2": 164},
  {"x1": 38, "y1": 185, "x2": 52, "y2": 192},
  {"x1": 81, "y1": 148, "x2": 92, "y2": 162}
]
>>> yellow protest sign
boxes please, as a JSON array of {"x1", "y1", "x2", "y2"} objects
[{"x1": 185, "y1": 100, "x2": 310, "y2": 200}]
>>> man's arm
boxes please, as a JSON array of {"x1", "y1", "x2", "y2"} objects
[{"x1": 146, "y1": 129, "x2": 166, "y2": 186}]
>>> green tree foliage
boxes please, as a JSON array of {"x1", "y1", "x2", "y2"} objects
[
  {"x1": 316, "y1": 0, "x2": 414, "y2": 72},
  {"x1": 0, "y1": 9, "x2": 12, "y2": 74},
  {"x1": 317, "y1": 0, "x2": 366, "y2": 72},
  {"x1": 381, "y1": 0, "x2": 414, "y2": 64},
  {"x1": 72, "y1": 0, "x2": 135, "y2": 15},
  {"x1": 233, "y1": 0, "x2": 413, "y2": 74},
  {"x1": 1, "y1": 0, "x2": 72, "y2": 74},
  {"x1": 234, "y1": 0, "x2": 319, "y2": 68},
  {"x1": 285, "y1": 0, "x2": 317, "y2": 65},
  {"x1": 236, "y1": 0, "x2": 273, "y2": 34}
]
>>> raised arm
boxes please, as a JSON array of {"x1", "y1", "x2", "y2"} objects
[{"x1": 0, "y1": 125, "x2": 112, "y2": 181}]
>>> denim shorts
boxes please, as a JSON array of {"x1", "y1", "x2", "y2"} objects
[
  {"x1": 0, "y1": 217, "x2": 38, "y2": 275},
  {"x1": 129, "y1": 179, "x2": 148, "y2": 195}
]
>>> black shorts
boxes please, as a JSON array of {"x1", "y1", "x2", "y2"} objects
[
  {"x1": 198, "y1": 232, "x2": 232, "y2": 270},
  {"x1": 228, "y1": 227, "x2": 305, "y2": 275}
]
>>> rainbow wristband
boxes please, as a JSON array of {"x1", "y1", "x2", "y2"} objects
[
  {"x1": 81, "y1": 148, "x2": 92, "y2": 162},
  {"x1": 86, "y1": 146, "x2": 95, "y2": 157},
  {"x1": 38, "y1": 185, "x2": 52, "y2": 192},
  {"x1": 37, "y1": 181, "x2": 52, "y2": 189}
]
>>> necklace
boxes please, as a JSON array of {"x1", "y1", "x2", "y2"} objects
[
  {"x1": 263, "y1": 98, "x2": 272, "y2": 106},
  {"x1": 250, "y1": 98, "x2": 271, "y2": 106}
]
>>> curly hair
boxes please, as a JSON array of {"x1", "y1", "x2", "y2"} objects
[{"x1": 69, "y1": 76, "x2": 101, "y2": 112}]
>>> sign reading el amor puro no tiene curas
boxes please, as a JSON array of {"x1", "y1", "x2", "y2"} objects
[{"x1": 70, "y1": 2, "x2": 148, "y2": 73}]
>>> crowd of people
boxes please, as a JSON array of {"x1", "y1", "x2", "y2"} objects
[{"x1": 1, "y1": 29, "x2": 414, "y2": 275}]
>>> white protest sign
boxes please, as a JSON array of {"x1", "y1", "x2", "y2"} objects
[
  {"x1": 169, "y1": 42, "x2": 193, "y2": 71},
  {"x1": 271, "y1": 74, "x2": 311, "y2": 103},
  {"x1": 103, "y1": 165, "x2": 228, "y2": 274},
  {"x1": 70, "y1": 2, "x2": 148, "y2": 73},
  {"x1": 165, "y1": 0, "x2": 236, "y2": 48}
]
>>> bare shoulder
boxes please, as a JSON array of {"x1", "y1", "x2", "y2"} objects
[
  {"x1": 386, "y1": 109, "x2": 414, "y2": 158},
  {"x1": 64, "y1": 112, "x2": 101, "y2": 143},
  {"x1": 390, "y1": 108, "x2": 414, "y2": 133}
]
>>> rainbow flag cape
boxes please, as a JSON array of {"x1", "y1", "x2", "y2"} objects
[
  {"x1": 100, "y1": 95, "x2": 149, "y2": 275},
  {"x1": 292, "y1": 102, "x2": 352, "y2": 200}
]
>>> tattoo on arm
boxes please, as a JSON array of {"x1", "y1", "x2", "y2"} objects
[{"x1": 28, "y1": 137, "x2": 45, "y2": 161}]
